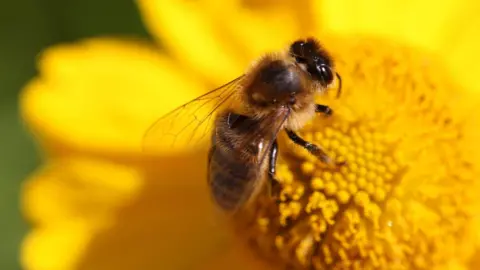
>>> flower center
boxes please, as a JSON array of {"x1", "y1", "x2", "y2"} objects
[{"x1": 230, "y1": 36, "x2": 478, "y2": 269}]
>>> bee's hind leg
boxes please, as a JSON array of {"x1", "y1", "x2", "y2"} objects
[{"x1": 285, "y1": 129, "x2": 345, "y2": 167}]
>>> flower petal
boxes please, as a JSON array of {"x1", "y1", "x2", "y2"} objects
[
  {"x1": 442, "y1": 9, "x2": 480, "y2": 94},
  {"x1": 395, "y1": 0, "x2": 479, "y2": 51},
  {"x1": 22, "y1": 221, "x2": 95, "y2": 270},
  {"x1": 136, "y1": 0, "x2": 246, "y2": 85},
  {"x1": 201, "y1": 0, "x2": 315, "y2": 60},
  {"x1": 312, "y1": 0, "x2": 359, "y2": 34},
  {"x1": 22, "y1": 157, "x2": 142, "y2": 225},
  {"x1": 20, "y1": 38, "x2": 206, "y2": 154},
  {"x1": 22, "y1": 155, "x2": 229, "y2": 270},
  {"x1": 315, "y1": 0, "x2": 480, "y2": 53},
  {"x1": 199, "y1": 239, "x2": 276, "y2": 270}
]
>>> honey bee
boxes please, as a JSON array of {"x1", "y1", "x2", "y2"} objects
[{"x1": 143, "y1": 38, "x2": 343, "y2": 212}]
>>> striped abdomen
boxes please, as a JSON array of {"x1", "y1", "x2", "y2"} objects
[{"x1": 208, "y1": 112, "x2": 267, "y2": 211}]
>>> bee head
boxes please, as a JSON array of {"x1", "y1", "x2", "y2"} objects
[{"x1": 290, "y1": 38, "x2": 335, "y2": 88}]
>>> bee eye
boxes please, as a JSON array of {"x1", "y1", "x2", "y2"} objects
[{"x1": 317, "y1": 64, "x2": 333, "y2": 85}]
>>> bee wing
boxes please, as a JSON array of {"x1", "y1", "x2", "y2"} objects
[
  {"x1": 229, "y1": 108, "x2": 291, "y2": 213},
  {"x1": 142, "y1": 76, "x2": 246, "y2": 153},
  {"x1": 242, "y1": 109, "x2": 291, "y2": 166}
]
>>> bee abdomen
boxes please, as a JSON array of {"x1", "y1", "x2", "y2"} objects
[{"x1": 208, "y1": 144, "x2": 258, "y2": 211}]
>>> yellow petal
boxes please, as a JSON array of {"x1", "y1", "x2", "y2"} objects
[
  {"x1": 394, "y1": 0, "x2": 480, "y2": 52},
  {"x1": 22, "y1": 157, "x2": 142, "y2": 225},
  {"x1": 136, "y1": 0, "x2": 246, "y2": 84},
  {"x1": 315, "y1": 0, "x2": 480, "y2": 53},
  {"x1": 20, "y1": 38, "x2": 206, "y2": 154},
  {"x1": 22, "y1": 221, "x2": 95, "y2": 270},
  {"x1": 443, "y1": 10, "x2": 480, "y2": 94},
  {"x1": 22, "y1": 155, "x2": 229, "y2": 270},
  {"x1": 199, "y1": 239, "x2": 276, "y2": 270},
  {"x1": 201, "y1": 0, "x2": 315, "y2": 60},
  {"x1": 312, "y1": 0, "x2": 359, "y2": 34}
]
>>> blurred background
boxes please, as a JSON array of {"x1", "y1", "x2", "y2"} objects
[{"x1": 0, "y1": 1, "x2": 150, "y2": 269}]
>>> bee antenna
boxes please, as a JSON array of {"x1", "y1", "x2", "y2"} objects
[{"x1": 335, "y1": 72, "x2": 342, "y2": 99}]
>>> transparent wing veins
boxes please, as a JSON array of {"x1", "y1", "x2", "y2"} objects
[{"x1": 142, "y1": 75, "x2": 245, "y2": 152}]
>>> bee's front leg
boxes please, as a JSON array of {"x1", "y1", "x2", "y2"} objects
[
  {"x1": 267, "y1": 140, "x2": 281, "y2": 199},
  {"x1": 315, "y1": 104, "x2": 333, "y2": 116}
]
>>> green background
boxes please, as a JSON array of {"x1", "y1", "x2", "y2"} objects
[{"x1": 0, "y1": 1, "x2": 150, "y2": 269}]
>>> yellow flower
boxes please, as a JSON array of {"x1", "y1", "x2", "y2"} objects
[
  {"x1": 20, "y1": 1, "x2": 480, "y2": 270},
  {"x1": 233, "y1": 37, "x2": 480, "y2": 269}
]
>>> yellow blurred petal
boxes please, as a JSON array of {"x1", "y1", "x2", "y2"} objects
[
  {"x1": 136, "y1": 0, "x2": 245, "y2": 84},
  {"x1": 22, "y1": 153, "x2": 231, "y2": 270},
  {"x1": 313, "y1": 0, "x2": 359, "y2": 34},
  {"x1": 395, "y1": 0, "x2": 476, "y2": 51},
  {"x1": 320, "y1": 0, "x2": 407, "y2": 37},
  {"x1": 316, "y1": 0, "x2": 479, "y2": 53},
  {"x1": 20, "y1": 38, "x2": 206, "y2": 154},
  {"x1": 443, "y1": 11, "x2": 480, "y2": 94},
  {"x1": 22, "y1": 221, "x2": 95, "y2": 270},
  {"x1": 202, "y1": 0, "x2": 314, "y2": 60},
  {"x1": 22, "y1": 157, "x2": 142, "y2": 225},
  {"x1": 199, "y1": 239, "x2": 276, "y2": 270}
]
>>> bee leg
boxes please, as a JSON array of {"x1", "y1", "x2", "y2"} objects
[
  {"x1": 285, "y1": 129, "x2": 345, "y2": 166},
  {"x1": 315, "y1": 104, "x2": 333, "y2": 116},
  {"x1": 267, "y1": 140, "x2": 280, "y2": 198}
]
